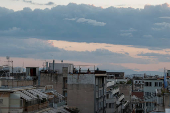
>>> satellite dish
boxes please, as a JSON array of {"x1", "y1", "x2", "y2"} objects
[{"x1": 6, "y1": 56, "x2": 10, "y2": 60}]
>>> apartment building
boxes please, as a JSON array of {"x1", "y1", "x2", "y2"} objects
[
  {"x1": 143, "y1": 78, "x2": 163, "y2": 112},
  {"x1": 106, "y1": 81, "x2": 130, "y2": 113},
  {"x1": 107, "y1": 72, "x2": 127, "y2": 84},
  {"x1": 67, "y1": 69, "x2": 107, "y2": 113},
  {"x1": 133, "y1": 77, "x2": 144, "y2": 92},
  {"x1": 0, "y1": 78, "x2": 66, "y2": 113},
  {"x1": 0, "y1": 86, "x2": 49, "y2": 113}
]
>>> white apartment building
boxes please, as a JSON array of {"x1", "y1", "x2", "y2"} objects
[{"x1": 143, "y1": 78, "x2": 163, "y2": 112}]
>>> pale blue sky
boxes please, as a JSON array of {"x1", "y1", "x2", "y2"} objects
[{"x1": 0, "y1": 0, "x2": 170, "y2": 11}]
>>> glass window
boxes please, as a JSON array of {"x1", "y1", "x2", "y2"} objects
[
  {"x1": 159, "y1": 82, "x2": 162, "y2": 87},
  {"x1": 145, "y1": 82, "x2": 148, "y2": 86},
  {"x1": 155, "y1": 82, "x2": 158, "y2": 87}
]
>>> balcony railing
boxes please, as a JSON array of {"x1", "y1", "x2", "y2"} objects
[
  {"x1": 122, "y1": 101, "x2": 129, "y2": 109},
  {"x1": 72, "y1": 70, "x2": 106, "y2": 74},
  {"x1": 116, "y1": 93, "x2": 124, "y2": 104},
  {"x1": 106, "y1": 97, "x2": 116, "y2": 103},
  {"x1": 111, "y1": 87, "x2": 119, "y2": 95}
]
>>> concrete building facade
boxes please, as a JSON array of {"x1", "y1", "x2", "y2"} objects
[{"x1": 67, "y1": 71, "x2": 107, "y2": 113}]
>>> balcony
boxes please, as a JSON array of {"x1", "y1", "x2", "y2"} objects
[
  {"x1": 111, "y1": 87, "x2": 119, "y2": 95},
  {"x1": 106, "y1": 97, "x2": 116, "y2": 103},
  {"x1": 122, "y1": 101, "x2": 129, "y2": 109},
  {"x1": 116, "y1": 93, "x2": 124, "y2": 104}
]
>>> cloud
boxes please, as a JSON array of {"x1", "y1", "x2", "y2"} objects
[
  {"x1": 120, "y1": 33, "x2": 132, "y2": 37},
  {"x1": 120, "y1": 28, "x2": 136, "y2": 32},
  {"x1": 64, "y1": 17, "x2": 106, "y2": 26},
  {"x1": 21, "y1": 0, "x2": 55, "y2": 6},
  {"x1": 0, "y1": 3, "x2": 170, "y2": 49},
  {"x1": 0, "y1": 37, "x2": 150, "y2": 64},
  {"x1": 138, "y1": 52, "x2": 170, "y2": 62},
  {"x1": 76, "y1": 18, "x2": 106, "y2": 26},
  {"x1": 64, "y1": 18, "x2": 77, "y2": 21},
  {"x1": 154, "y1": 22, "x2": 170, "y2": 28},
  {"x1": 159, "y1": 17, "x2": 170, "y2": 19},
  {"x1": 143, "y1": 35, "x2": 153, "y2": 38}
]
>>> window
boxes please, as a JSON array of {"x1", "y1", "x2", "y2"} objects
[
  {"x1": 146, "y1": 102, "x2": 148, "y2": 106},
  {"x1": 145, "y1": 82, "x2": 148, "y2": 86},
  {"x1": 107, "y1": 94, "x2": 109, "y2": 99},
  {"x1": 109, "y1": 103, "x2": 112, "y2": 108},
  {"x1": 145, "y1": 92, "x2": 151, "y2": 96},
  {"x1": 145, "y1": 82, "x2": 151, "y2": 86},
  {"x1": 155, "y1": 82, "x2": 158, "y2": 87},
  {"x1": 0, "y1": 99, "x2": 3, "y2": 104},
  {"x1": 159, "y1": 82, "x2": 162, "y2": 87}
]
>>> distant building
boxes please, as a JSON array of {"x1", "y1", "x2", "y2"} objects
[
  {"x1": 107, "y1": 72, "x2": 125, "y2": 79},
  {"x1": 133, "y1": 77, "x2": 144, "y2": 92},
  {"x1": 49, "y1": 63, "x2": 73, "y2": 74}
]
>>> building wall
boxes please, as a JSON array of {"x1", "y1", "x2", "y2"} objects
[
  {"x1": 67, "y1": 84, "x2": 94, "y2": 113},
  {"x1": 143, "y1": 79, "x2": 163, "y2": 112},
  {"x1": 0, "y1": 80, "x2": 33, "y2": 87},
  {"x1": 49, "y1": 63, "x2": 73, "y2": 74},
  {"x1": 118, "y1": 84, "x2": 131, "y2": 101},
  {"x1": 40, "y1": 73, "x2": 63, "y2": 95},
  {"x1": 143, "y1": 79, "x2": 163, "y2": 95},
  {"x1": 26, "y1": 67, "x2": 39, "y2": 76},
  {"x1": 0, "y1": 92, "x2": 10, "y2": 113},
  {"x1": 67, "y1": 74, "x2": 95, "y2": 85},
  {"x1": 67, "y1": 74, "x2": 96, "y2": 113}
]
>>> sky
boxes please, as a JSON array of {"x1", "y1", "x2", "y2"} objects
[{"x1": 0, "y1": 0, "x2": 170, "y2": 75}]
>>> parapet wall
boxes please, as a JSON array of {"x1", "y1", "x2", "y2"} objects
[
  {"x1": 0, "y1": 80, "x2": 33, "y2": 87},
  {"x1": 67, "y1": 74, "x2": 95, "y2": 85}
]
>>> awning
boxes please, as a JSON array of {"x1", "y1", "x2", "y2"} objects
[
  {"x1": 27, "y1": 89, "x2": 48, "y2": 99},
  {"x1": 32, "y1": 89, "x2": 48, "y2": 98},
  {"x1": 15, "y1": 91, "x2": 32, "y2": 101},
  {"x1": 22, "y1": 90, "x2": 37, "y2": 99},
  {"x1": 53, "y1": 91, "x2": 64, "y2": 98}
]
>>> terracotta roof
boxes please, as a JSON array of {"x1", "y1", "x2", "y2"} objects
[{"x1": 132, "y1": 92, "x2": 144, "y2": 99}]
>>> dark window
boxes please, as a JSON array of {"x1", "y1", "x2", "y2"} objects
[
  {"x1": 159, "y1": 82, "x2": 162, "y2": 87},
  {"x1": 145, "y1": 82, "x2": 148, "y2": 86},
  {"x1": 155, "y1": 82, "x2": 158, "y2": 87},
  {"x1": 0, "y1": 99, "x2": 3, "y2": 104},
  {"x1": 109, "y1": 103, "x2": 111, "y2": 108}
]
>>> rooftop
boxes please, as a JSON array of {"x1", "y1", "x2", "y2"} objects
[
  {"x1": 132, "y1": 92, "x2": 144, "y2": 99},
  {"x1": 0, "y1": 86, "x2": 34, "y2": 92}
]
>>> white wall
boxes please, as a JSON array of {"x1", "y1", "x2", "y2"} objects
[{"x1": 49, "y1": 63, "x2": 73, "y2": 74}]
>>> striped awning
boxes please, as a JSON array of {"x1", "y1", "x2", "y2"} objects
[
  {"x1": 15, "y1": 91, "x2": 32, "y2": 101},
  {"x1": 22, "y1": 90, "x2": 37, "y2": 99},
  {"x1": 27, "y1": 89, "x2": 48, "y2": 99}
]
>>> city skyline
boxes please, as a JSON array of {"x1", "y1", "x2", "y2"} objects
[{"x1": 0, "y1": 1, "x2": 170, "y2": 75}]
